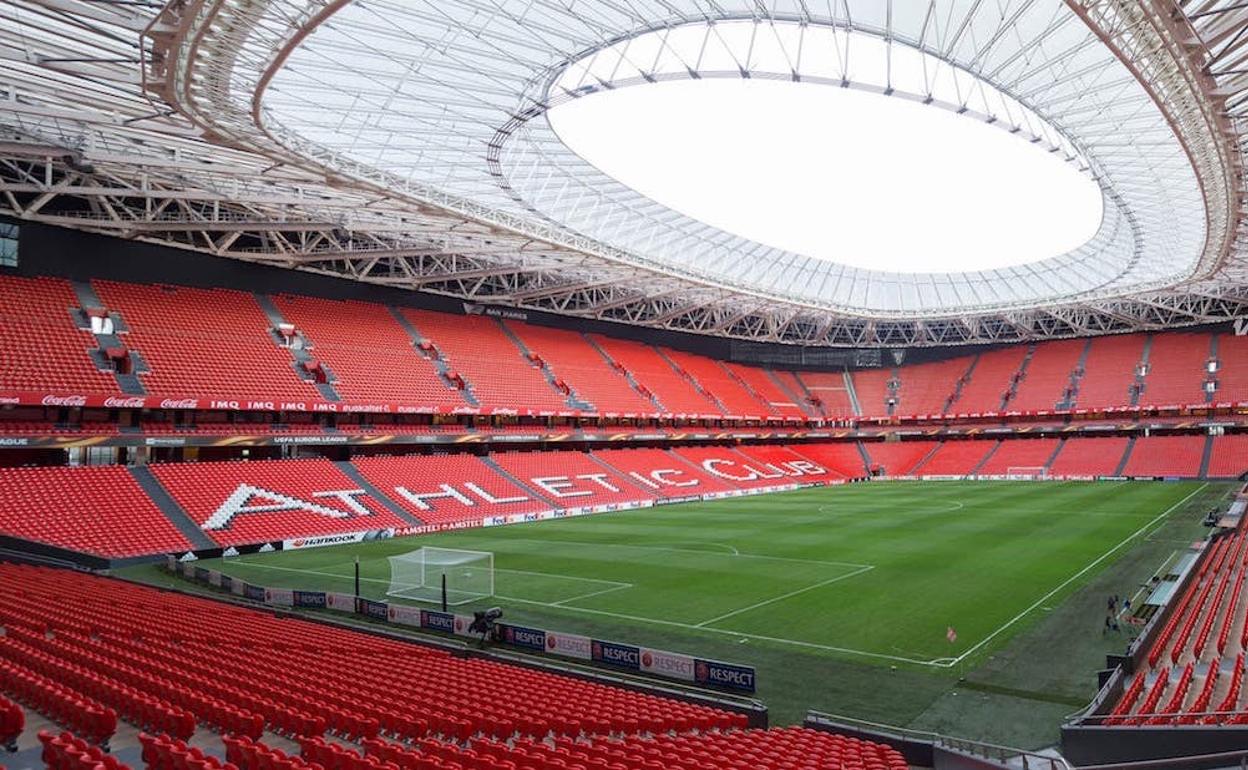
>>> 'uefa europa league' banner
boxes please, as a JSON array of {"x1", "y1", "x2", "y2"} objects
[{"x1": 169, "y1": 558, "x2": 755, "y2": 693}]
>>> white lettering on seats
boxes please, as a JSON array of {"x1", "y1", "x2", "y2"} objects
[{"x1": 204, "y1": 485, "x2": 368, "y2": 530}]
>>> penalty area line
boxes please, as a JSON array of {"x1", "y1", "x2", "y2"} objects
[{"x1": 695, "y1": 565, "x2": 875, "y2": 628}]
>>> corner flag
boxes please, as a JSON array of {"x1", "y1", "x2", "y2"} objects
[{"x1": 946, "y1": 626, "x2": 958, "y2": 644}]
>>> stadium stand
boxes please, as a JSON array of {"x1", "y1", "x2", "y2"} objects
[
  {"x1": 976, "y1": 438, "x2": 1061, "y2": 476},
  {"x1": 491, "y1": 450, "x2": 649, "y2": 507},
  {"x1": 1121, "y1": 435, "x2": 1207, "y2": 478},
  {"x1": 784, "y1": 371, "x2": 856, "y2": 419},
  {"x1": 506, "y1": 324, "x2": 656, "y2": 414},
  {"x1": 789, "y1": 442, "x2": 869, "y2": 478},
  {"x1": 589, "y1": 336, "x2": 722, "y2": 416},
  {"x1": 1214, "y1": 333, "x2": 1248, "y2": 404},
  {"x1": 915, "y1": 441, "x2": 998, "y2": 477},
  {"x1": 723, "y1": 363, "x2": 808, "y2": 419},
  {"x1": 1047, "y1": 437, "x2": 1131, "y2": 478},
  {"x1": 1138, "y1": 332, "x2": 1214, "y2": 408},
  {"x1": 402, "y1": 310, "x2": 568, "y2": 412},
  {"x1": 591, "y1": 448, "x2": 739, "y2": 497},
  {"x1": 0, "y1": 465, "x2": 193, "y2": 557},
  {"x1": 1075, "y1": 334, "x2": 1146, "y2": 410},
  {"x1": 1009, "y1": 340, "x2": 1085, "y2": 412},
  {"x1": 1112, "y1": 529, "x2": 1248, "y2": 724},
  {"x1": 149, "y1": 458, "x2": 413, "y2": 546},
  {"x1": 734, "y1": 444, "x2": 841, "y2": 481},
  {"x1": 663, "y1": 349, "x2": 770, "y2": 417},
  {"x1": 951, "y1": 347, "x2": 1028, "y2": 414},
  {"x1": 0, "y1": 563, "x2": 905, "y2": 770},
  {"x1": 850, "y1": 368, "x2": 893, "y2": 418},
  {"x1": 0, "y1": 276, "x2": 118, "y2": 395},
  {"x1": 862, "y1": 441, "x2": 939, "y2": 477},
  {"x1": 350, "y1": 453, "x2": 550, "y2": 525},
  {"x1": 671, "y1": 446, "x2": 819, "y2": 489},
  {"x1": 271, "y1": 295, "x2": 459, "y2": 406},
  {"x1": 94, "y1": 281, "x2": 319, "y2": 402},
  {"x1": 892, "y1": 357, "x2": 969, "y2": 416},
  {"x1": 1208, "y1": 435, "x2": 1248, "y2": 478}
]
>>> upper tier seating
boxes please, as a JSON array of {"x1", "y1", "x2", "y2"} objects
[
  {"x1": 0, "y1": 465, "x2": 192, "y2": 557},
  {"x1": 1075, "y1": 334, "x2": 1146, "y2": 410},
  {"x1": 917, "y1": 441, "x2": 998, "y2": 476},
  {"x1": 273, "y1": 296, "x2": 458, "y2": 406},
  {"x1": 94, "y1": 281, "x2": 318, "y2": 402},
  {"x1": 350, "y1": 453, "x2": 549, "y2": 526},
  {"x1": 790, "y1": 442, "x2": 868, "y2": 478},
  {"x1": 1047, "y1": 437, "x2": 1130, "y2": 478},
  {"x1": 662, "y1": 350, "x2": 770, "y2": 417},
  {"x1": 506, "y1": 324, "x2": 655, "y2": 414},
  {"x1": 150, "y1": 458, "x2": 412, "y2": 546},
  {"x1": 491, "y1": 450, "x2": 649, "y2": 507},
  {"x1": 0, "y1": 563, "x2": 759, "y2": 752},
  {"x1": 1214, "y1": 334, "x2": 1248, "y2": 405},
  {"x1": 723, "y1": 364, "x2": 807, "y2": 419},
  {"x1": 591, "y1": 448, "x2": 738, "y2": 496},
  {"x1": 1139, "y1": 332, "x2": 1214, "y2": 408},
  {"x1": 1009, "y1": 340, "x2": 1085, "y2": 412},
  {"x1": 589, "y1": 336, "x2": 721, "y2": 416},
  {"x1": 892, "y1": 357, "x2": 970, "y2": 416},
  {"x1": 404, "y1": 310, "x2": 567, "y2": 412},
  {"x1": 786, "y1": 371, "x2": 856, "y2": 419},
  {"x1": 1122, "y1": 436, "x2": 1207, "y2": 478},
  {"x1": 862, "y1": 441, "x2": 939, "y2": 477},
  {"x1": 952, "y1": 347, "x2": 1028, "y2": 414},
  {"x1": 1208, "y1": 435, "x2": 1248, "y2": 479},
  {"x1": 976, "y1": 438, "x2": 1061, "y2": 476},
  {"x1": 850, "y1": 369, "x2": 894, "y2": 418},
  {"x1": 0, "y1": 276, "x2": 116, "y2": 394}
]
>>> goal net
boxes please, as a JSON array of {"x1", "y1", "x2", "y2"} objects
[
  {"x1": 386, "y1": 547, "x2": 494, "y2": 605},
  {"x1": 1006, "y1": 466, "x2": 1048, "y2": 480}
]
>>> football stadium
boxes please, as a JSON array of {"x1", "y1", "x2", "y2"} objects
[{"x1": 1, "y1": 1, "x2": 1248, "y2": 768}]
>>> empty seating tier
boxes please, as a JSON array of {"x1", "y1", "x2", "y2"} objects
[
  {"x1": 1047, "y1": 437, "x2": 1130, "y2": 478},
  {"x1": 1076, "y1": 334, "x2": 1146, "y2": 409},
  {"x1": 1122, "y1": 436, "x2": 1207, "y2": 478},
  {"x1": 0, "y1": 465, "x2": 193, "y2": 557},
  {"x1": 1138, "y1": 333, "x2": 1213, "y2": 408},
  {"x1": 589, "y1": 336, "x2": 721, "y2": 416},
  {"x1": 915, "y1": 441, "x2": 997, "y2": 477},
  {"x1": 149, "y1": 458, "x2": 413, "y2": 546},
  {"x1": 0, "y1": 276, "x2": 116, "y2": 394},
  {"x1": 507, "y1": 324, "x2": 655, "y2": 414},
  {"x1": 976, "y1": 439, "x2": 1061, "y2": 476},
  {"x1": 951, "y1": 348, "x2": 1027, "y2": 414},
  {"x1": 1009, "y1": 340, "x2": 1084, "y2": 413},
  {"x1": 862, "y1": 441, "x2": 940, "y2": 478}
]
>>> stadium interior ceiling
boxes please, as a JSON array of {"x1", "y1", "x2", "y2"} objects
[{"x1": 1, "y1": 0, "x2": 1247, "y2": 349}]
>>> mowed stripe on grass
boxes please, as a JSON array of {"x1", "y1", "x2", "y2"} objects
[{"x1": 210, "y1": 480, "x2": 1203, "y2": 665}]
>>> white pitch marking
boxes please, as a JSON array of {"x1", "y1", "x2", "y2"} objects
[
  {"x1": 496, "y1": 537, "x2": 873, "y2": 570},
  {"x1": 695, "y1": 565, "x2": 874, "y2": 627},
  {"x1": 947, "y1": 482, "x2": 1209, "y2": 668}
]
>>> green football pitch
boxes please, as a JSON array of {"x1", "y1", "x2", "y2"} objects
[{"x1": 162, "y1": 479, "x2": 1226, "y2": 747}]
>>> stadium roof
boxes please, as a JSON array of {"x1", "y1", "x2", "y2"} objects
[{"x1": 1, "y1": 0, "x2": 1247, "y2": 346}]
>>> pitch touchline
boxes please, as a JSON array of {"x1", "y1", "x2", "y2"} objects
[{"x1": 946, "y1": 482, "x2": 1210, "y2": 668}]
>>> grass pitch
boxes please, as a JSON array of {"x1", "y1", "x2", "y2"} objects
[{"x1": 155, "y1": 479, "x2": 1224, "y2": 747}]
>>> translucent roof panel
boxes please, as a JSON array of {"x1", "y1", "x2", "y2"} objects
[{"x1": 261, "y1": 2, "x2": 1206, "y2": 317}]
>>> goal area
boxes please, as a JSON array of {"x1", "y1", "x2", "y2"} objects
[
  {"x1": 386, "y1": 547, "x2": 494, "y2": 605},
  {"x1": 1005, "y1": 466, "x2": 1048, "y2": 480}
]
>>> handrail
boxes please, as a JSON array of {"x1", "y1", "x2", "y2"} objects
[
  {"x1": 806, "y1": 710, "x2": 1071, "y2": 769},
  {"x1": 1076, "y1": 746, "x2": 1248, "y2": 770}
]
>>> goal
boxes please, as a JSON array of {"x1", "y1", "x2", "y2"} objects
[
  {"x1": 386, "y1": 547, "x2": 494, "y2": 605},
  {"x1": 1006, "y1": 466, "x2": 1048, "y2": 480}
]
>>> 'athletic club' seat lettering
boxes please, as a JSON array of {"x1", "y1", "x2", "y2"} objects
[
  {"x1": 394, "y1": 482, "x2": 529, "y2": 510},
  {"x1": 204, "y1": 485, "x2": 375, "y2": 530},
  {"x1": 700, "y1": 458, "x2": 826, "y2": 481}
]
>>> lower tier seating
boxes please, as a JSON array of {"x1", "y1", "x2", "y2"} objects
[
  {"x1": 862, "y1": 441, "x2": 938, "y2": 477},
  {"x1": 0, "y1": 466, "x2": 193, "y2": 557},
  {"x1": 0, "y1": 564, "x2": 903, "y2": 770},
  {"x1": 976, "y1": 439, "x2": 1061, "y2": 476},
  {"x1": 1121, "y1": 436, "x2": 1206, "y2": 478},
  {"x1": 149, "y1": 458, "x2": 413, "y2": 547},
  {"x1": 1208, "y1": 435, "x2": 1248, "y2": 479},
  {"x1": 913, "y1": 441, "x2": 997, "y2": 477},
  {"x1": 1047, "y1": 437, "x2": 1130, "y2": 478}
]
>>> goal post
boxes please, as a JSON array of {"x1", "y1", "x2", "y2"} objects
[
  {"x1": 386, "y1": 547, "x2": 494, "y2": 605},
  {"x1": 1006, "y1": 466, "x2": 1048, "y2": 480}
]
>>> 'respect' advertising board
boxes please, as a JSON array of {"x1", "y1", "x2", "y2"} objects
[{"x1": 171, "y1": 565, "x2": 755, "y2": 693}]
